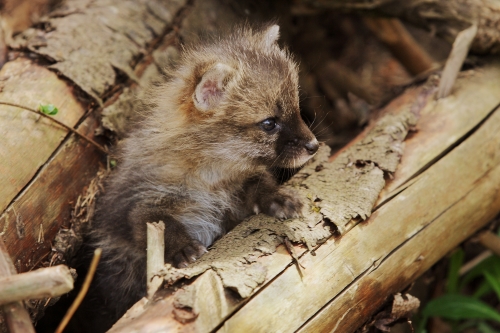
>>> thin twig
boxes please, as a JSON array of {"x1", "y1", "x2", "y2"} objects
[
  {"x1": 283, "y1": 237, "x2": 305, "y2": 278},
  {"x1": 459, "y1": 250, "x2": 492, "y2": 276},
  {"x1": 437, "y1": 24, "x2": 478, "y2": 99},
  {"x1": 0, "y1": 101, "x2": 107, "y2": 154},
  {"x1": 478, "y1": 231, "x2": 500, "y2": 257},
  {"x1": 55, "y1": 248, "x2": 102, "y2": 333}
]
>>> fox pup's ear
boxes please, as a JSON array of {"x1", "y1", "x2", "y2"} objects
[
  {"x1": 193, "y1": 63, "x2": 234, "y2": 112},
  {"x1": 263, "y1": 24, "x2": 280, "y2": 48}
]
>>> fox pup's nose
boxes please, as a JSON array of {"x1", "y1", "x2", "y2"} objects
[{"x1": 305, "y1": 139, "x2": 319, "y2": 155}]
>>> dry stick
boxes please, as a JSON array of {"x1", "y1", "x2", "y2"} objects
[
  {"x1": 147, "y1": 221, "x2": 165, "y2": 298},
  {"x1": 363, "y1": 17, "x2": 435, "y2": 76},
  {"x1": 283, "y1": 237, "x2": 305, "y2": 278},
  {"x1": 458, "y1": 230, "x2": 500, "y2": 277},
  {"x1": 0, "y1": 238, "x2": 35, "y2": 333},
  {"x1": 437, "y1": 24, "x2": 478, "y2": 99},
  {"x1": 459, "y1": 251, "x2": 492, "y2": 276},
  {"x1": 2, "y1": 302, "x2": 36, "y2": 333},
  {"x1": 478, "y1": 231, "x2": 500, "y2": 257},
  {"x1": 55, "y1": 248, "x2": 102, "y2": 333},
  {"x1": 0, "y1": 101, "x2": 108, "y2": 154},
  {"x1": 0, "y1": 265, "x2": 74, "y2": 306}
]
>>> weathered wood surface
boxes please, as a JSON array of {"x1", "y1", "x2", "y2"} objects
[
  {"x1": 377, "y1": 61, "x2": 500, "y2": 204},
  {"x1": 0, "y1": 58, "x2": 86, "y2": 216},
  {"x1": 0, "y1": 265, "x2": 73, "y2": 306},
  {"x1": 299, "y1": 106, "x2": 500, "y2": 333},
  {"x1": 0, "y1": 238, "x2": 35, "y2": 333},
  {"x1": 0, "y1": 97, "x2": 103, "y2": 273},
  {"x1": 1, "y1": 0, "x2": 499, "y2": 331},
  {"x1": 109, "y1": 60, "x2": 500, "y2": 333},
  {"x1": 0, "y1": 0, "x2": 188, "y2": 274},
  {"x1": 147, "y1": 222, "x2": 165, "y2": 298},
  {"x1": 296, "y1": 0, "x2": 500, "y2": 54}
]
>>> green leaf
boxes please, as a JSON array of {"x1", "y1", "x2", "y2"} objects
[
  {"x1": 39, "y1": 104, "x2": 59, "y2": 115},
  {"x1": 478, "y1": 321, "x2": 499, "y2": 333},
  {"x1": 446, "y1": 249, "x2": 464, "y2": 294},
  {"x1": 473, "y1": 280, "x2": 493, "y2": 299},
  {"x1": 461, "y1": 256, "x2": 500, "y2": 290},
  {"x1": 414, "y1": 314, "x2": 429, "y2": 333},
  {"x1": 422, "y1": 294, "x2": 500, "y2": 322},
  {"x1": 484, "y1": 271, "x2": 500, "y2": 301},
  {"x1": 457, "y1": 319, "x2": 481, "y2": 331}
]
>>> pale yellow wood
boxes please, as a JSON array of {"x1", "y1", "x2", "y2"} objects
[
  {"x1": 478, "y1": 231, "x2": 500, "y2": 257},
  {"x1": 110, "y1": 245, "x2": 305, "y2": 333},
  {"x1": 218, "y1": 106, "x2": 500, "y2": 333},
  {"x1": 0, "y1": 238, "x2": 35, "y2": 333},
  {"x1": 147, "y1": 222, "x2": 165, "y2": 298},
  {"x1": 191, "y1": 270, "x2": 231, "y2": 331},
  {"x1": 0, "y1": 57, "x2": 86, "y2": 213},
  {"x1": 378, "y1": 61, "x2": 500, "y2": 204},
  {"x1": 111, "y1": 61, "x2": 500, "y2": 333},
  {"x1": 0, "y1": 114, "x2": 103, "y2": 272},
  {"x1": 0, "y1": 265, "x2": 73, "y2": 305},
  {"x1": 299, "y1": 124, "x2": 500, "y2": 333}
]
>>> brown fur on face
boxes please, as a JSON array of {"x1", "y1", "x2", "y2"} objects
[{"x1": 75, "y1": 24, "x2": 318, "y2": 332}]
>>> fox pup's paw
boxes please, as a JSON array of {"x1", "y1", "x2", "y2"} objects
[
  {"x1": 173, "y1": 240, "x2": 208, "y2": 268},
  {"x1": 261, "y1": 188, "x2": 303, "y2": 220}
]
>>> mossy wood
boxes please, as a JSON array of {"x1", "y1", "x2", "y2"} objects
[{"x1": 109, "y1": 61, "x2": 500, "y2": 333}]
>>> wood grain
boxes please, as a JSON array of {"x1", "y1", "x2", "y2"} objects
[
  {"x1": 0, "y1": 265, "x2": 73, "y2": 305},
  {"x1": 113, "y1": 60, "x2": 500, "y2": 333},
  {"x1": 378, "y1": 61, "x2": 500, "y2": 204},
  {"x1": 298, "y1": 106, "x2": 500, "y2": 332},
  {"x1": 0, "y1": 0, "x2": 188, "y2": 277},
  {"x1": 0, "y1": 109, "x2": 104, "y2": 273},
  {"x1": 0, "y1": 57, "x2": 87, "y2": 214},
  {"x1": 217, "y1": 92, "x2": 500, "y2": 333}
]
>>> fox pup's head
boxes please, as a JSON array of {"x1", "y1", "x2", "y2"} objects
[{"x1": 175, "y1": 24, "x2": 318, "y2": 169}]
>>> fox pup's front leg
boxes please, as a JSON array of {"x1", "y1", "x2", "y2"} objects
[
  {"x1": 129, "y1": 201, "x2": 207, "y2": 268},
  {"x1": 245, "y1": 171, "x2": 303, "y2": 220}
]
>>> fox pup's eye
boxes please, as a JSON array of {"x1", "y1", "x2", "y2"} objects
[{"x1": 260, "y1": 118, "x2": 277, "y2": 132}]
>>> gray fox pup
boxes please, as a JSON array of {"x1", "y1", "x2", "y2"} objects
[{"x1": 84, "y1": 23, "x2": 318, "y2": 331}]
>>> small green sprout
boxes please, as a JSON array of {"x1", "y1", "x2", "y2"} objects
[
  {"x1": 311, "y1": 206, "x2": 321, "y2": 213},
  {"x1": 39, "y1": 104, "x2": 59, "y2": 116}
]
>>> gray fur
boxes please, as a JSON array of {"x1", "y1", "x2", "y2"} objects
[{"x1": 79, "y1": 24, "x2": 318, "y2": 332}]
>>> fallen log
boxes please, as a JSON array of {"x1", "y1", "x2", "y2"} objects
[
  {"x1": 1, "y1": 0, "x2": 500, "y2": 331},
  {"x1": 109, "y1": 60, "x2": 500, "y2": 332},
  {"x1": 295, "y1": 0, "x2": 500, "y2": 55},
  {"x1": 0, "y1": 0, "x2": 189, "y2": 324},
  {"x1": 0, "y1": 0, "x2": 188, "y2": 274}
]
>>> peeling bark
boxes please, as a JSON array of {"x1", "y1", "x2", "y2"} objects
[{"x1": 11, "y1": 0, "x2": 186, "y2": 104}]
